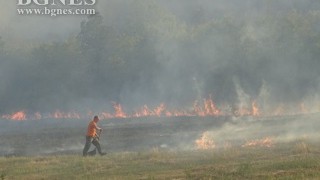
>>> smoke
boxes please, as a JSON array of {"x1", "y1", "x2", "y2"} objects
[
  {"x1": 194, "y1": 113, "x2": 320, "y2": 150},
  {"x1": 0, "y1": 0, "x2": 320, "y2": 114}
]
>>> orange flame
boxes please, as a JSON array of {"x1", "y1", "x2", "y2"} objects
[
  {"x1": 49, "y1": 110, "x2": 81, "y2": 119},
  {"x1": 242, "y1": 137, "x2": 274, "y2": 148},
  {"x1": 2, "y1": 96, "x2": 319, "y2": 121},
  {"x1": 2, "y1": 111, "x2": 27, "y2": 121},
  {"x1": 233, "y1": 101, "x2": 261, "y2": 116},
  {"x1": 252, "y1": 101, "x2": 260, "y2": 116},
  {"x1": 112, "y1": 102, "x2": 127, "y2": 118},
  {"x1": 133, "y1": 105, "x2": 153, "y2": 117},
  {"x1": 154, "y1": 103, "x2": 166, "y2": 117},
  {"x1": 193, "y1": 96, "x2": 222, "y2": 116},
  {"x1": 195, "y1": 131, "x2": 215, "y2": 150}
]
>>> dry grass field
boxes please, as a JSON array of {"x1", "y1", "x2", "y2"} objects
[{"x1": 1, "y1": 142, "x2": 320, "y2": 180}]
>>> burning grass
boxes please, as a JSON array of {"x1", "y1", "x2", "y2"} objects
[
  {"x1": 3, "y1": 95, "x2": 320, "y2": 121},
  {"x1": 1, "y1": 141, "x2": 320, "y2": 179}
]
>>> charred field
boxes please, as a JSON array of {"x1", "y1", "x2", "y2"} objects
[
  {"x1": 1, "y1": 113, "x2": 320, "y2": 156},
  {"x1": 0, "y1": 114, "x2": 320, "y2": 179},
  {"x1": 1, "y1": 114, "x2": 320, "y2": 179},
  {"x1": 0, "y1": 115, "x2": 229, "y2": 156}
]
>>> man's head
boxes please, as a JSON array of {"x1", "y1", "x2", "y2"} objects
[{"x1": 93, "y1": 115, "x2": 99, "y2": 122}]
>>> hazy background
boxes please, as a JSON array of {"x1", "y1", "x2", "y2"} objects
[{"x1": 1, "y1": 0, "x2": 320, "y2": 114}]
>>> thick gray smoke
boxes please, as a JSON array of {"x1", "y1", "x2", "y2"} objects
[{"x1": 0, "y1": 0, "x2": 320, "y2": 114}]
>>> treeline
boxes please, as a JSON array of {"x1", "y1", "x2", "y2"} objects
[{"x1": 0, "y1": 0, "x2": 320, "y2": 113}]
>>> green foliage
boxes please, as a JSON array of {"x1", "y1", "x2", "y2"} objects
[{"x1": 0, "y1": 173, "x2": 5, "y2": 180}]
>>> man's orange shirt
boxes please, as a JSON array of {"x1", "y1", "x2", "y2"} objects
[{"x1": 86, "y1": 120, "x2": 97, "y2": 137}]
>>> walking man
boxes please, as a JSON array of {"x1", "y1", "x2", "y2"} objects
[{"x1": 83, "y1": 115, "x2": 106, "y2": 156}]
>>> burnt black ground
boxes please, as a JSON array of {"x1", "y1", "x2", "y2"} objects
[{"x1": 0, "y1": 114, "x2": 319, "y2": 156}]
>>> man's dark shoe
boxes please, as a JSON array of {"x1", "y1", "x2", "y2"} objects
[{"x1": 100, "y1": 152, "x2": 107, "y2": 156}]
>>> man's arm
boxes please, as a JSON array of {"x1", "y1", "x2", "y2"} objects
[
  {"x1": 95, "y1": 123, "x2": 102, "y2": 131},
  {"x1": 96, "y1": 126, "x2": 102, "y2": 131}
]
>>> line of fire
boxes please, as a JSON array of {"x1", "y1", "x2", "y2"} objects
[{"x1": 1, "y1": 95, "x2": 319, "y2": 121}]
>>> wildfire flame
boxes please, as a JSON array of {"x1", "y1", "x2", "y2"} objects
[
  {"x1": 234, "y1": 101, "x2": 261, "y2": 116},
  {"x1": 252, "y1": 101, "x2": 260, "y2": 116},
  {"x1": 49, "y1": 110, "x2": 81, "y2": 119},
  {"x1": 2, "y1": 111, "x2": 27, "y2": 121},
  {"x1": 194, "y1": 96, "x2": 222, "y2": 116},
  {"x1": 1, "y1": 95, "x2": 320, "y2": 121},
  {"x1": 195, "y1": 132, "x2": 274, "y2": 150},
  {"x1": 133, "y1": 105, "x2": 154, "y2": 117},
  {"x1": 195, "y1": 131, "x2": 216, "y2": 150},
  {"x1": 112, "y1": 102, "x2": 127, "y2": 118},
  {"x1": 242, "y1": 137, "x2": 274, "y2": 148}
]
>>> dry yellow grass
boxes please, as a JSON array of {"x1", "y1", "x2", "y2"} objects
[{"x1": 1, "y1": 141, "x2": 320, "y2": 180}]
